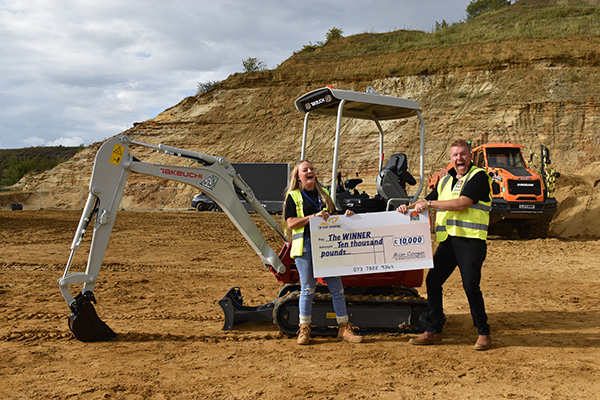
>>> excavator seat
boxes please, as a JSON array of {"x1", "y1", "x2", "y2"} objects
[
  {"x1": 376, "y1": 153, "x2": 417, "y2": 209},
  {"x1": 344, "y1": 178, "x2": 363, "y2": 193}
]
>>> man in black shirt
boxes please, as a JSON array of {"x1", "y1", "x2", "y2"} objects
[{"x1": 397, "y1": 139, "x2": 493, "y2": 351}]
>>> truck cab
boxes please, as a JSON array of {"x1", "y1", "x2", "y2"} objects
[{"x1": 429, "y1": 143, "x2": 558, "y2": 239}]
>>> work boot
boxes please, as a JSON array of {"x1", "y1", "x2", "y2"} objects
[
  {"x1": 337, "y1": 322, "x2": 363, "y2": 343},
  {"x1": 474, "y1": 334, "x2": 492, "y2": 351},
  {"x1": 408, "y1": 331, "x2": 442, "y2": 345},
  {"x1": 297, "y1": 324, "x2": 311, "y2": 345}
]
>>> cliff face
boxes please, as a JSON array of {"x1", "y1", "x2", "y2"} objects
[{"x1": 12, "y1": 0, "x2": 600, "y2": 237}]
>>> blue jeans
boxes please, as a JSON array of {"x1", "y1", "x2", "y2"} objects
[{"x1": 294, "y1": 238, "x2": 348, "y2": 323}]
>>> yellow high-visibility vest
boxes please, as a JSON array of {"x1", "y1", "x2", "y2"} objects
[
  {"x1": 435, "y1": 166, "x2": 492, "y2": 242},
  {"x1": 288, "y1": 188, "x2": 329, "y2": 258}
]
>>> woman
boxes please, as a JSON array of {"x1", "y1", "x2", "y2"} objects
[{"x1": 283, "y1": 160, "x2": 363, "y2": 345}]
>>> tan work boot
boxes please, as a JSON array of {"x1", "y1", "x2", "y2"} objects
[
  {"x1": 474, "y1": 334, "x2": 492, "y2": 351},
  {"x1": 297, "y1": 324, "x2": 311, "y2": 345},
  {"x1": 337, "y1": 322, "x2": 363, "y2": 343},
  {"x1": 408, "y1": 331, "x2": 442, "y2": 345}
]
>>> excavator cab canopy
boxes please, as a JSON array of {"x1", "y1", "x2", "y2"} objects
[
  {"x1": 295, "y1": 86, "x2": 425, "y2": 210},
  {"x1": 295, "y1": 87, "x2": 421, "y2": 120}
]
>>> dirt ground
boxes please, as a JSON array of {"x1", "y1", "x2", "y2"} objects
[{"x1": 1, "y1": 209, "x2": 599, "y2": 400}]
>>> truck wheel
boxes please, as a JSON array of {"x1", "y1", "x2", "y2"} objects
[
  {"x1": 531, "y1": 218, "x2": 551, "y2": 239},
  {"x1": 196, "y1": 203, "x2": 206, "y2": 211},
  {"x1": 517, "y1": 219, "x2": 550, "y2": 239},
  {"x1": 489, "y1": 225, "x2": 513, "y2": 238},
  {"x1": 517, "y1": 224, "x2": 532, "y2": 239}
]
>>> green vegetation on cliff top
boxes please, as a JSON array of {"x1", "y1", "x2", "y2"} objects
[{"x1": 292, "y1": 0, "x2": 600, "y2": 61}]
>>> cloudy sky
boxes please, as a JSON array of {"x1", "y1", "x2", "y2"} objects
[{"x1": 0, "y1": 0, "x2": 471, "y2": 149}]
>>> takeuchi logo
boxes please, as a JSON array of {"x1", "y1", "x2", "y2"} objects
[{"x1": 159, "y1": 167, "x2": 203, "y2": 180}]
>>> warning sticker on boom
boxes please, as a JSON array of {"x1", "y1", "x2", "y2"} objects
[
  {"x1": 199, "y1": 175, "x2": 219, "y2": 191},
  {"x1": 109, "y1": 144, "x2": 124, "y2": 165}
]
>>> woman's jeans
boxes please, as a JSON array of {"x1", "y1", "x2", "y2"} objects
[{"x1": 294, "y1": 238, "x2": 348, "y2": 322}]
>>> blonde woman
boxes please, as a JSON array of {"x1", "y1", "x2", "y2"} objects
[{"x1": 283, "y1": 160, "x2": 363, "y2": 345}]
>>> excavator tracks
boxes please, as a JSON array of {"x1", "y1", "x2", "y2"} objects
[{"x1": 273, "y1": 287, "x2": 428, "y2": 337}]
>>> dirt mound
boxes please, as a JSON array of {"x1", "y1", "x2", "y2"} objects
[
  {"x1": 551, "y1": 162, "x2": 600, "y2": 238},
  {"x1": 1, "y1": 210, "x2": 599, "y2": 399}
]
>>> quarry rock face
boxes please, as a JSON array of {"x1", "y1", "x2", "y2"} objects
[{"x1": 47, "y1": 65, "x2": 598, "y2": 184}]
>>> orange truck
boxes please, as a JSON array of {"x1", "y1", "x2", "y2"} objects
[{"x1": 428, "y1": 143, "x2": 559, "y2": 239}]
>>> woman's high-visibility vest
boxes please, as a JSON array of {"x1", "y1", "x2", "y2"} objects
[
  {"x1": 288, "y1": 188, "x2": 329, "y2": 258},
  {"x1": 435, "y1": 166, "x2": 492, "y2": 242}
]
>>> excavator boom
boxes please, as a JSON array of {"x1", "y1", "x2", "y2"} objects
[{"x1": 58, "y1": 135, "x2": 286, "y2": 341}]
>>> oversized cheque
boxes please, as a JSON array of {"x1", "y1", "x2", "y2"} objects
[{"x1": 309, "y1": 211, "x2": 433, "y2": 278}]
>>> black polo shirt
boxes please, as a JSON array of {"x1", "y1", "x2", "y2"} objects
[{"x1": 426, "y1": 165, "x2": 491, "y2": 204}]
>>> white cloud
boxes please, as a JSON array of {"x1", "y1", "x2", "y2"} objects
[
  {"x1": 20, "y1": 137, "x2": 48, "y2": 147},
  {"x1": 46, "y1": 136, "x2": 85, "y2": 147},
  {"x1": 0, "y1": 0, "x2": 470, "y2": 149},
  {"x1": 21, "y1": 135, "x2": 85, "y2": 148}
]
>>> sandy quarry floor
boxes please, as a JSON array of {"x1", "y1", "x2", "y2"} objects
[{"x1": 1, "y1": 209, "x2": 599, "y2": 399}]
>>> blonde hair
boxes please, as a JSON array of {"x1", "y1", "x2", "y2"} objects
[
  {"x1": 282, "y1": 160, "x2": 335, "y2": 236},
  {"x1": 450, "y1": 139, "x2": 471, "y2": 152}
]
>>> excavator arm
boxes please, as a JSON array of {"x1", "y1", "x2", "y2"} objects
[{"x1": 58, "y1": 135, "x2": 287, "y2": 341}]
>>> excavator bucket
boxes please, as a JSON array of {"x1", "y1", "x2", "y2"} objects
[{"x1": 68, "y1": 291, "x2": 117, "y2": 342}]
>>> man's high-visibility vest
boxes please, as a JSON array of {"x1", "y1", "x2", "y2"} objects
[{"x1": 435, "y1": 166, "x2": 492, "y2": 242}]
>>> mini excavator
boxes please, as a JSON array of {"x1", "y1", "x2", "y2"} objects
[{"x1": 59, "y1": 86, "x2": 429, "y2": 341}]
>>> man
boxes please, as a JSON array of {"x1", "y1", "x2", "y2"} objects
[{"x1": 397, "y1": 139, "x2": 493, "y2": 351}]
